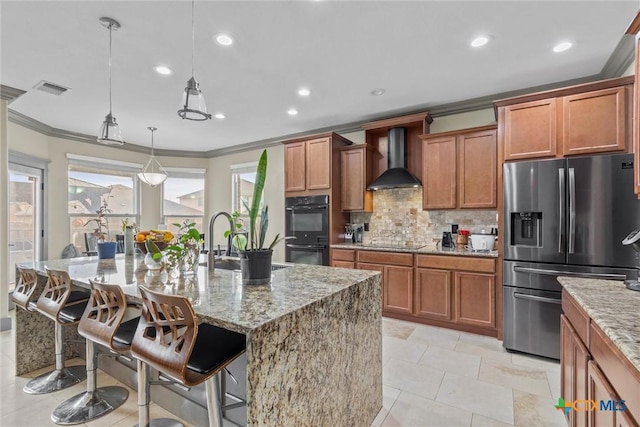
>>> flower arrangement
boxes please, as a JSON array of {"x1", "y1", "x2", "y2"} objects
[{"x1": 145, "y1": 220, "x2": 202, "y2": 276}]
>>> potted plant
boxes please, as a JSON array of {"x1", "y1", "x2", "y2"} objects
[
  {"x1": 225, "y1": 149, "x2": 290, "y2": 285},
  {"x1": 164, "y1": 220, "x2": 203, "y2": 276},
  {"x1": 85, "y1": 186, "x2": 117, "y2": 259}
]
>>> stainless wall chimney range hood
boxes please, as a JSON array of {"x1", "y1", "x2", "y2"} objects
[{"x1": 367, "y1": 127, "x2": 422, "y2": 190}]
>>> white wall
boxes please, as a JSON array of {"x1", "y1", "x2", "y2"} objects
[
  {"x1": 207, "y1": 145, "x2": 285, "y2": 262},
  {"x1": 1, "y1": 100, "x2": 10, "y2": 323}
]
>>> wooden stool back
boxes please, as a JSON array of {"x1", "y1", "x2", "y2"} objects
[
  {"x1": 38, "y1": 268, "x2": 74, "y2": 321},
  {"x1": 12, "y1": 267, "x2": 38, "y2": 311},
  {"x1": 79, "y1": 281, "x2": 129, "y2": 352}
]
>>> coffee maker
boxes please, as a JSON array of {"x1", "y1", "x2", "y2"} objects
[
  {"x1": 346, "y1": 223, "x2": 364, "y2": 244},
  {"x1": 441, "y1": 232, "x2": 455, "y2": 249}
]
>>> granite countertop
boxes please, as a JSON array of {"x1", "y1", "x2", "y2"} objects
[
  {"x1": 558, "y1": 277, "x2": 640, "y2": 373},
  {"x1": 18, "y1": 255, "x2": 381, "y2": 335},
  {"x1": 331, "y1": 243, "x2": 499, "y2": 258}
]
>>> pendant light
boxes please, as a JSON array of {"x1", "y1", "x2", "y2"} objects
[
  {"x1": 177, "y1": 0, "x2": 212, "y2": 121},
  {"x1": 138, "y1": 127, "x2": 168, "y2": 187},
  {"x1": 97, "y1": 17, "x2": 124, "y2": 145}
]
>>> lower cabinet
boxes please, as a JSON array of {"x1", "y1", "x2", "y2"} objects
[
  {"x1": 561, "y1": 291, "x2": 640, "y2": 427},
  {"x1": 329, "y1": 249, "x2": 498, "y2": 335}
]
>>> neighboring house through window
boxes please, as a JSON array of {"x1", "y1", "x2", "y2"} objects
[{"x1": 162, "y1": 168, "x2": 206, "y2": 235}]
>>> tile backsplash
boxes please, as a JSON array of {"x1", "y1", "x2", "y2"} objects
[{"x1": 350, "y1": 188, "x2": 497, "y2": 248}]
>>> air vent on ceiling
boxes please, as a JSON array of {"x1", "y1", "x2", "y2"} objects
[{"x1": 33, "y1": 80, "x2": 70, "y2": 96}]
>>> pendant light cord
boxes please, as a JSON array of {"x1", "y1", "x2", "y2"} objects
[
  {"x1": 108, "y1": 22, "x2": 113, "y2": 116},
  {"x1": 150, "y1": 129, "x2": 155, "y2": 157},
  {"x1": 191, "y1": 0, "x2": 195, "y2": 78}
]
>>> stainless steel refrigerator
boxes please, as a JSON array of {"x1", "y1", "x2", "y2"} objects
[{"x1": 503, "y1": 153, "x2": 640, "y2": 359}]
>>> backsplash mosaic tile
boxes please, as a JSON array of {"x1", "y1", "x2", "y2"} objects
[{"x1": 350, "y1": 188, "x2": 497, "y2": 248}]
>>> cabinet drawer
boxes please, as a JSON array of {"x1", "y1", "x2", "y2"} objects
[
  {"x1": 332, "y1": 260, "x2": 355, "y2": 269},
  {"x1": 415, "y1": 255, "x2": 495, "y2": 273},
  {"x1": 357, "y1": 251, "x2": 413, "y2": 267},
  {"x1": 562, "y1": 290, "x2": 590, "y2": 346},
  {"x1": 332, "y1": 249, "x2": 355, "y2": 262},
  {"x1": 589, "y1": 323, "x2": 640, "y2": 421}
]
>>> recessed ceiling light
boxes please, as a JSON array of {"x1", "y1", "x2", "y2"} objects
[
  {"x1": 470, "y1": 36, "x2": 489, "y2": 47},
  {"x1": 553, "y1": 41, "x2": 573, "y2": 53},
  {"x1": 287, "y1": 109, "x2": 298, "y2": 116},
  {"x1": 298, "y1": 88, "x2": 311, "y2": 96},
  {"x1": 370, "y1": 88, "x2": 385, "y2": 96},
  {"x1": 214, "y1": 113, "x2": 226, "y2": 119},
  {"x1": 215, "y1": 33, "x2": 234, "y2": 46},
  {"x1": 153, "y1": 65, "x2": 172, "y2": 75}
]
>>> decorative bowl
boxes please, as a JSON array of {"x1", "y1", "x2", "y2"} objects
[{"x1": 136, "y1": 241, "x2": 170, "y2": 254}]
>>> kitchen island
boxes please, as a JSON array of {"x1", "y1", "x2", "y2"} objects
[{"x1": 15, "y1": 255, "x2": 383, "y2": 426}]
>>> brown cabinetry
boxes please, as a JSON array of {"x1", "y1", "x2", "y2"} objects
[
  {"x1": 283, "y1": 132, "x2": 352, "y2": 195},
  {"x1": 496, "y1": 76, "x2": 633, "y2": 162},
  {"x1": 631, "y1": 16, "x2": 640, "y2": 197},
  {"x1": 357, "y1": 251, "x2": 414, "y2": 315},
  {"x1": 415, "y1": 268, "x2": 451, "y2": 321},
  {"x1": 421, "y1": 126, "x2": 497, "y2": 210},
  {"x1": 561, "y1": 290, "x2": 640, "y2": 427},
  {"x1": 340, "y1": 145, "x2": 373, "y2": 212},
  {"x1": 453, "y1": 272, "x2": 495, "y2": 328}
]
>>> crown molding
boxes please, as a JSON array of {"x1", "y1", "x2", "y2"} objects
[
  {"x1": 0, "y1": 85, "x2": 26, "y2": 103},
  {"x1": 600, "y1": 34, "x2": 636, "y2": 78}
]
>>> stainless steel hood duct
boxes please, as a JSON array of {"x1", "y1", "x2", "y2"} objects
[{"x1": 367, "y1": 127, "x2": 422, "y2": 190}]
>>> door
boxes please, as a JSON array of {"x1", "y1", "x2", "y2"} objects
[
  {"x1": 284, "y1": 141, "x2": 306, "y2": 192},
  {"x1": 458, "y1": 129, "x2": 497, "y2": 209},
  {"x1": 414, "y1": 268, "x2": 452, "y2": 321},
  {"x1": 422, "y1": 136, "x2": 457, "y2": 209},
  {"x1": 341, "y1": 147, "x2": 365, "y2": 211},
  {"x1": 305, "y1": 138, "x2": 331, "y2": 190},
  {"x1": 503, "y1": 158, "x2": 565, "y2": 263},
  {"x1": 567, "y1": 153, "x2": 640, "y2": 268},
  {"x1": 453, "y1": 272, "x2": 495, "y2": 328},
  {"x1": 285, "y1": 244, "x2": 328, "y2": 266},
  {"x1": 588, "y1": 361, "x2": 617, "y2": 427},
  {"x1": 503, "y1": 98, "x2": 558, "y2": 160},
  {"x1": 8, "y1": 163, "x2": 43, "y2": 287},
  {"x1": 383, "y1": 265, "x2": 413, "y2": 315}
]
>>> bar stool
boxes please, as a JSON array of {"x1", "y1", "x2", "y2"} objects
[
  {"x1": 131, "y1": 286, "x2": 247, "y2": 427},
  {"x1": 12, "y1": 267, "x2": 39, "y2": 312},
  {"x1": 24, "y1": 268, "x2": 90, "y2": 395},
  {"x1": 51, "y1": 281, "x2": 137, "y2": 424}
]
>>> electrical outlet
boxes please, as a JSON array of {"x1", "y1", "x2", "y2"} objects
[
  {"x1": 451, "y1": 224, "x2": 459, "y2": 234},
  {"x1": 364, "y1": 222, "x2": 370, "y2": 232}
]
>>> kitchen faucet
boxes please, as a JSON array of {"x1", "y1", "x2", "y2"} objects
[{"x1": 208, "y1": 211, "x2": 234, "y2": 272}]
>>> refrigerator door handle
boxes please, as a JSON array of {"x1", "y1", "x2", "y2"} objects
[
  {"x1": 513, "y1": 292, "x2": 561, "y2": 305},
  {"x1": 513, "y1": 266, "x2": 626, "y2": 281},
  {"x1": 558, "y1": 168, "x2": 564, "y2": 253},
  {"x1": 568, "y1": 167, "x2": 576, "y2": 254}
]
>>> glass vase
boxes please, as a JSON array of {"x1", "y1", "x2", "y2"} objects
[{"x1": 179, "y1": 245, "x2": 200, "y2": 276}]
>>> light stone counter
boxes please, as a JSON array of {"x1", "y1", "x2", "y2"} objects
[
  {"x1": 16, "y1": 255, "x2": 382, "y2": 426},
  {"x1": 331, "y1": 242, "x2": 499, "y2": 258},
  {"x1": 558, "y1": 277, "x2": 640, "y2": 373}
]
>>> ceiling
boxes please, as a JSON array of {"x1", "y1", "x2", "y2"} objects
[{"x1": 1, "y1": 1, "x2": 638, "y2": 154}]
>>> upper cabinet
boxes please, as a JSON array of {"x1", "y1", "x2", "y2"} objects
[
  {"x1": 421, "y1": 125, "x2": 497, "y2": 210},
  {"x1": 340, "y1": 144, "x2": 374, "y2": 212},
  {"x1": 283, "y1": 133, "x2": 352, "y2": 195},
  {"x1": 495, "y1": 76, "x2": 634, "y2": 162}
]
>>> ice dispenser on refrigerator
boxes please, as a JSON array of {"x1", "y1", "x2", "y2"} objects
[{"x1": 510, "y1": 212, "x2": 542, "y2": 247}]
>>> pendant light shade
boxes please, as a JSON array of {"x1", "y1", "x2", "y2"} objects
[
  {"x1": 177, "y1": 0, "x2": 211, "y2": 121},
  {"x1": 138, "y1": 127, "x2": 167, "y2": 187},
  {"x1": 97, "y1": 17, "x2": 124, "y2": 145}
]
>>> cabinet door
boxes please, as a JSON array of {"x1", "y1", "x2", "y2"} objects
[
  {"x1": 504, "y1": 98, "x2": 557, "y2": 160},
  {"x1": 383, "y1": 265, "x2": 414, "y2": 315},
  {"x1": 588, "y1": 360, "x2": 617, "y2": 427},
  {"x1": 561, "y1": 315, "x2": 590, "y2": 427},
  {"x1": 453, "y1": 272, "x2": 495, "y2": 328},
  {"x1": 458, "y1": 129, "x2": 497, "y2": 208},
  {"x1": 635, "y1": 34, "x2": 640, "y2": 197},
  {"x1": 341, "y1": 147, "x2": 370, "y2": 211},
  {"x1": 423, "y1": 136, "x2": 457, "y2": 209},
  {"x1": 414, "y1": 268, "x2": 452, "y2": 321},
  {"x1": 284, "y1": 141, "x2": 307, "y2": 192},
  {"x1": 305, "y1": 137, "x2": 331, "y2": 190},
  {"x1": 562, "y1": 87, "x2": 627, "y2": 156}
]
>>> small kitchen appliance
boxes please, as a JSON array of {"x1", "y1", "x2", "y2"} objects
[
  {"x1": 467, "y1": 233, "x2": 495, "y2": 251},
  {"x1": 441, "y1": 232, "x2": 455, "y2": 249}
]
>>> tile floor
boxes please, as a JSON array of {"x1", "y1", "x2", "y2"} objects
[{"x1": 0, "y1": 313, "x2": 567, "y2": 427}]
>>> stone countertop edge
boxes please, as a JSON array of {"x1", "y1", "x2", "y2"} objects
[
  {"x1": 558, "y1": 277, "x2": 640, "y2": 374},
  {"x1": 330, "y1": 243, "x2": 499, "y2": 258}
]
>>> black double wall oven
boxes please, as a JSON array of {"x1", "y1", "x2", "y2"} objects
[{"x1": 285, "y1": 195, "x2": 329, "y2": 266}]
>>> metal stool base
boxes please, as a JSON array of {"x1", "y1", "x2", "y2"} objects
[
  {"x1": 23, "y1": 365, "x2": 87, "y2": 395},
  {"x1": 133, "y1": 419, "x2": 184, "y2": 427},
  {"x1": 51, "y1": 386, "x2": 129, "y2": 425}
]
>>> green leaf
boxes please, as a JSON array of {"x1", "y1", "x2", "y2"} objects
[
  {"x1": 269, "y1": 235, "x2": 296, "y2": 250},
  {"x1": 233, "y1": 234, "x2": 247, "y2": 251},
  {"x1": 187, "y1": 228, "x2": 201, "y2": 241},
  {"x1": 249, "y1": 149, "x2": 267, "y2": 251},
  {"x1": 259, "y1": 205, "x2": 269, "y2": 249}
]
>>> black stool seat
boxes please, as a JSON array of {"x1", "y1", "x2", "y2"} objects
[
  {"x1": 59, "y1": 300, "x2": 89, "y2": 323},
  {"x1": 187, "y1": 324, "x2": 246, "y2": 375},
  {"x1": 113, "y1": 317, "x2": 140, "y2": 346},
  {"x1": 67, "y1": 290, "x2": 90, "y2": 304}
]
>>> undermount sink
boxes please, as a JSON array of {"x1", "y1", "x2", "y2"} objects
[{"x1": 199, "y1": 257, "x2": 290, "y2": 272}]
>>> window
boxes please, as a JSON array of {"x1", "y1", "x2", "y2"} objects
[
  {"x1": 231, "y1": 162, "x2": 262, "y2": 226},
  {"x1": 68, "y1": 154, "x2": 140, "y2": 252},
  {"x1": 162, "y1": 168, "x2": 206, "y2": 234}
]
